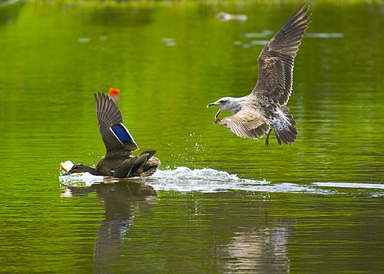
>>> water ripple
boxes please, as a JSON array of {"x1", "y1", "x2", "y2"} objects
[{"x1": 313, "y1": 182, "x2": 384, "y2": 189}]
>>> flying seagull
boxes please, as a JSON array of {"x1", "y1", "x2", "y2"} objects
[
  {"x1": 63, "y1": 92, "x2": 160, "y2": 178},
  {"x1": 208, "y1": 4, "x2": 311, "y2": 146}
]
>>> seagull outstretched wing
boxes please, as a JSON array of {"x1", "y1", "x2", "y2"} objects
[{"x1": 251, "y1": 4, "x2": 311, "y2": 106}]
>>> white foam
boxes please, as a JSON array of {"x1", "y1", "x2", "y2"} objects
[
  {"x1": 59, "y1": 167, "x2": 332, "y2": 194},
  {"x1": 313, "y1": 182, "x2": 384, "y2": 189},
  {"x1": 145, "y1": 167, "x2": 330, "y2": 194},
  {"x1": 60, "y1": 167, "x2": 383, "y2": 195},
  {"x1": 147, "y1": 166, "x2": 265, "y2": 193},
  {"x1": 59, "y1": 172, "x2": 110, "y2": 186}
]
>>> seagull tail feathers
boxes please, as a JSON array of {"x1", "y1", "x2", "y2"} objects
[{"x1": 272, "y1": 106, "x2": 298, "y2": 145}]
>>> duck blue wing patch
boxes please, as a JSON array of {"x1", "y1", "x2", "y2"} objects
[
  {"x1": 111, "y1": 123, "x2": 135, "y2": 143},
  {"x1": 129, "y1": 166, "x2": 141, "y2": 176}
]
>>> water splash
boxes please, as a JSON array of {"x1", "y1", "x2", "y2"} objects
[
  {"x1": 60, "y1": 167, "x2": 383, "y2": 196},
  {"x1": 59, "y1": 167, "x2": 331, "y2": 194},
  {"x1": 59, "y1": 172, "x2": 108, "y2": 186},
  {"x1": 146, "y1": 167, "x2": 331, "y2": 194}
]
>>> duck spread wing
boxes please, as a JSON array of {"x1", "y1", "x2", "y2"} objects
[{"x1": 94, "y1": 92, "x2": 139, "y2": 153}]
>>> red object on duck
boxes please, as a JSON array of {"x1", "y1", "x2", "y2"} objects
[{"x1": 108, "y1": 88, "x2": 120, "y2": 105}]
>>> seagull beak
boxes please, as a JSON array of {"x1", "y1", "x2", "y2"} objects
[
  {"x1": 207, "y1": 102, "x2": 222, "y2": 118},
  {"x1": 215, "y1": 107, "x2": 222, "y2": 118}
]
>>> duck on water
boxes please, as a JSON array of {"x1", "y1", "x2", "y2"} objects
[{"x1": 63, "y1": 92, "x2": 160, "y2": 178}]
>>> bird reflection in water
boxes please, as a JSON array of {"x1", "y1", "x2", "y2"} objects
[
  {"x1": 64, "y1": 180, "x2": 157, "y2": 270},
  {"x1": 219, "y1": 216, "x2": 296, "y2": 273}
]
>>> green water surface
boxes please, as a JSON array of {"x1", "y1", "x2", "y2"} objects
[{"x1": 0, "y1": 1, "x2": 383, "y2": 273}]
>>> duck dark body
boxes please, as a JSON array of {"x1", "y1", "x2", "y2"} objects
[
  {"x1": 95, "y1": 150, "x2": 159, "y2": 178},
  {"x1": 96, "y1": 151, "x2": 134, "y2": 176},
  {"x1": 63, "y1": 92, "x2": 160, "y2": 178}
]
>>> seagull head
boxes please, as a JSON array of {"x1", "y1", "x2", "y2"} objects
[
  {"x1": 207, "y1": 97, "x2": 232, "y2": 118},
  {"x1": 207, "y1": 97, "x2": 243, "y2": 118}
]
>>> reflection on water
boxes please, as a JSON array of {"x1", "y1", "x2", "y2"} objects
[
  {"x1": 66, "y1": 181, "x2": 157, "y2": 271},
  {"x1": 58, "y1": 165, "x2": 384, "y2": 272},
  {"x1": 61, "y1": 177, "x2": 297, "y2": 273},
  {"x1": 93, "y1": 182, "x2": 156, "y2": 271},
  {"x1": 306, "y1": 32, "x2": 344, "y2": 38},
  {"x1": 222, "y1": 217, "x2": 295, "y2": 273}
]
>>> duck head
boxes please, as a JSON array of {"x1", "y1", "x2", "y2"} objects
[{"x1": 62, "y1": 164, "x2": 97, "y2": 176}]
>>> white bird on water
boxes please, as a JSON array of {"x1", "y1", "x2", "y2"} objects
[{"x1": 208, "y1": 4, "x2": 311, "y2": 146}]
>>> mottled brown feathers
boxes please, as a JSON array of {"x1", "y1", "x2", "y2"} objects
[
  {"x1": 209, "y1": 4, "x2": 311, "y2": 146},
  {"x1": 218, "y1": 108, "x2": 269, "y2": 140},
  {"x1": 252, "y1": 3, "x2": 311, "y2": 106}
]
